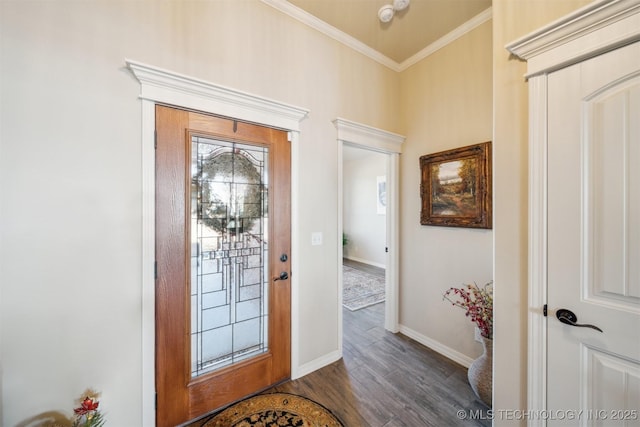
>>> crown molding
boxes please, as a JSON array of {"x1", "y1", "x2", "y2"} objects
[
  {"x1": 399, "y1": 7, "x2": 493, "y2": 71},
  {"x1": 260, "y1": 0, "x2": 401, "y2": 71},
  {"x1": 126, "y1": 59, "x2": 309, "y2": 131},
  {"x1": 333, "y1": 117, "x2": 405, "y2": 153},
  {"x1": 261, "y1": 0, "x2": 493, "y2": 73},
  {"x1": 506, "y1": 0, "x2": 640, "y2": 77}
]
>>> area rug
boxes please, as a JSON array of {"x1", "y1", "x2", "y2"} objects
[
  {"x1": 342, "y1": 265, "x2": 385, "y2": 311},
  {"x1": 202, "y1": 393, "x2": 344, "y2": 427}
]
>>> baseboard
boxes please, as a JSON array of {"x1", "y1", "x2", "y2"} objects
[
  {"x1": 343, "y1": 256, "x2": 386, "y2": 269},
  {"x1": 398, "y1": 325, "x2": 474, "y2": 368},
  {"x1": 292, "y1": 349, "x2": 342, "y2": 380},
  {"x1": 291, "y1": 329, "x2": 472, "y2": 381}
]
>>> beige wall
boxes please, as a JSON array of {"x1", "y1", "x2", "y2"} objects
[
  {"x1": 492, "y1": 0, "x2": 591, "y2": 423},
  {"x1": 398, "y1": 21, "x2": 493, "y2": 360},
  {"x1": 0, "y1": 0, "x2": 599, "y2": 425},
  {"x1": 0, "y1": 1, "x2": 399, "y2": 425}
]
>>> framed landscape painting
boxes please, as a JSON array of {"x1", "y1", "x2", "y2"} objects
[{"x1": 419, "y1": 141, "x2": 492, "y2": 229}]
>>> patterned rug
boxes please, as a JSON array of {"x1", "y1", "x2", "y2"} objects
[
  {"x1": 201, "y1": 393, "x2": 344, "y2": 427},
  {"x1": 343, "y1": 264, "x2": 385, "y2": 311}
]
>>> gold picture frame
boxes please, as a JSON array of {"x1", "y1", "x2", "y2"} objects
[{"x1": 420, "y1": 141, "x2": 492, "y2": 229}]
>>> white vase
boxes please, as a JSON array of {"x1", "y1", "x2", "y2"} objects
[{"x1": 467, "y1": 336, "x2": 492, "y2": 407}]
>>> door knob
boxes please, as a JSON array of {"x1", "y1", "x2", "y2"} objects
[
  {"x1": 556, "y1": 308, "x2": 603, "y2": 333},
  {"x1": 273, "y1": 271, "x2": 289, "y2": 282}
]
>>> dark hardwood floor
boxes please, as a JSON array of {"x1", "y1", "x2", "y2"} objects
[{"x1": 188, "y1": 260, "x2": 491, "y2": 426}]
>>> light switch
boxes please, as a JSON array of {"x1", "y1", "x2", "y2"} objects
[{"x1": 311, "y1": 232, "x2": 323, "y2": 246}]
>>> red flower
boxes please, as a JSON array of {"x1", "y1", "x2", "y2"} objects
[
  {"x1": 443, "y1": 281, "x2": 493, "y2": 339},
  {"x1": 74, "y1": 396, "x2": 100, "y2": 415}
]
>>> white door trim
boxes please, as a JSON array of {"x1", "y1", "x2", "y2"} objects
[
  {"x1": 506, "y1": 1, "x2": 640, "y2": 423},
  {"x1": 125, "y1": 60, "x2": 309, "y2": 427},
  {"x1": 507, "y1": 0, "x2": 640, "y2": 78},
  {"x1": 334, "y1": 117, "x2": 405, "y2": 337}
]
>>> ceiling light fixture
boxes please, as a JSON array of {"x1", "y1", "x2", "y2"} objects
[{"x1": 378, "y1": 0, "x2": 410, "y2": 23}]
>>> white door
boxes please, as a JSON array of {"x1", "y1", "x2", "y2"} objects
[{"x1": 547, "y1": 41, "x2": 640, "y2": 425}]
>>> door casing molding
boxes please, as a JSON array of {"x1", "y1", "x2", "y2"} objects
[
  {"x1": 334, "y1": 117, "x2": 405, "y2": 340},
  {"x1": 126, "y1": 60, "x2": 309, "y2": 427},
  {"x1": 506, "y1": 1, "x2": 640, "y2": 423}
]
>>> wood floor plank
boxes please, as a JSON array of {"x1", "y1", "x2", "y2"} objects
[
  {"x1": 265, "y1": 301, "x2": 491, "y2": 426},
  {"x1": 187, "y1": 261, "x2": 491, "y2": 426}
]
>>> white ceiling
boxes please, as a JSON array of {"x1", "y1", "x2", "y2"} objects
[{"x1": 280, "y1": 0, "x2": 492, "y2": 68}]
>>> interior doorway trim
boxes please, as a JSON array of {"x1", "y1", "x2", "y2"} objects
[
  {"x1": 506, "y1": 1, "x2": 640, "y2": 422},
  {"x1": 126, "y1": 59, "x2": 309, "y2": 427},
  {"x1": 334, "y1": 117, "x2": 405, "y2": 335}
]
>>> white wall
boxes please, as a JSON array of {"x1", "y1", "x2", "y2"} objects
[
  {"x1": 343, "y1": 148, "x2": 387, "y2": 267},
  {"x1": 0, "y1": 1, "x2": 401, "y2": 425}
]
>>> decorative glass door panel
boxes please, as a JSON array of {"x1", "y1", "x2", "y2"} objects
[
  {"x1": 190, "y1": 135, "x2": 270, "y2": 378},
  {"x1": 156, "y1": 106, "x2": 290, "y2": 426}
]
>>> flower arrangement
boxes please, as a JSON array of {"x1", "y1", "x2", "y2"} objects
[
  {"x1": 71, "y1": 392, "x2": 105, "y2": 427},
  {"x1": 443, "y1": 281, "x2": 493, "y2": 340}
]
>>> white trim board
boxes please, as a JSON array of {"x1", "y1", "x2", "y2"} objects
[
  {"x1": 399, "y1": 325, "x2": 474, "y2": 368},
  {"x1": 506, "y1": 0, "x2": 640, "y2": 78},
  {"x1": 126, "y1": 59, "x2": 309, "y2": 427},
  {"x1": 334, "y1": 117, "x2": 404, "y2": 153},
  {"x1": 260, "y1": 0, "x2": 492, "y2": 73},
  {"x1": 295, "y1": 350, "x2": 342, "y2": 379},
  {"x1": 126, "y1": 60, "x2": 308, "y2": 131}
]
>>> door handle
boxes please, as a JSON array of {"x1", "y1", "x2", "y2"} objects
[
  {"x1": 556, "y1": 308, "x2": 603, "y2": 333},
  {"x1": 273, "y1": 271, "x2": 289, "y2": 282}
]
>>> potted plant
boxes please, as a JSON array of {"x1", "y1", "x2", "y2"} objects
[{"x1": 443, "y1": 281, "x2": 493, "y2": 407}]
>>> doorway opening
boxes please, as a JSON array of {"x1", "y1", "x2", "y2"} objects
[
  {"x1": 334, "y1": 118, "x2": 405, "y2": 350},
  {"x1": 341, "y1": 145, "x2": 388, "y2": 356},
  {"x1": 342, "y1": 145, "x2": 387, "y2": 309}
]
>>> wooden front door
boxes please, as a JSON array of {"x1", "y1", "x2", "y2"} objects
[{"x1": 155, "y1": 105, "x2": 291, "y2": 426}]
